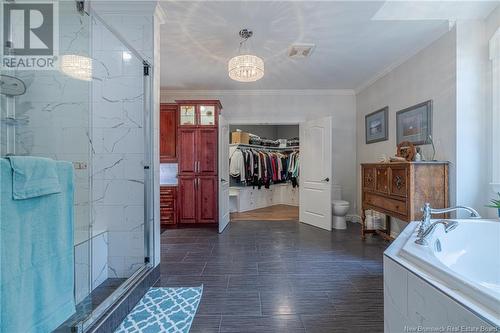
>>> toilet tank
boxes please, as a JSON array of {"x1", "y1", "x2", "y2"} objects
[{"x1": 332, "y1": 184, "x2": 342, "y2": 201}]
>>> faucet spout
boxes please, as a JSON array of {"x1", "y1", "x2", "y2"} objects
[
  {"x1": 415, "y1": 220, "x2": 458, "y2": 246},
  {"x1": 418, "y1": 203, "x2": 480, "y2": 238}
]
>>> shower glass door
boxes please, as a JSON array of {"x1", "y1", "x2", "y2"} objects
[{"x1": 1, "y1": 2, "x2": 152, "y2": 331}]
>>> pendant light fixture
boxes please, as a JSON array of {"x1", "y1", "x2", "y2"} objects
[{"x1": 228, "y1": 29, "x2": 264, "y2": 82}]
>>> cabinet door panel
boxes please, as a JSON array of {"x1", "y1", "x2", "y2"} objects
[
  {"x1": 363, "y1": 167, "x2": 375, "y2": 190},
  {"x1": 390, "y1": 166, "x2": 408, "y2": 197},
  {"x1": 178, "y1": 176, "x2": 196, "y2": 223},
  {"x1": 197, "y1": 176, "x2": 217, "y2": 223},
  {"x1": 179, "y1": 105, "x2": 196, "y2": 126},
  {"x1": 178, "y1": 128, "x2": 197, "y2": 174},
  {"x1": 197, "y1": 128, "x2": 218, "y2": 175},
  {"x1": 199, "y1": 105, "x2": 216, "y2": 126},
  {"x1": 376, "y1": 166, "x2": 389, "y2": 194},
  {"x1": 160, "y1": 104, "x2": 177, "y2": 162}
]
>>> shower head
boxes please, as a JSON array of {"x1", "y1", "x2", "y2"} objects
[{"x1": 0, "y1": 74, "x2": 26, "y2": 96}]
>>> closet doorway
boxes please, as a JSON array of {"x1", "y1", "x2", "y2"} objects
[{"x1": 228, "y1": 124, "x2": 300, "y2": 222}]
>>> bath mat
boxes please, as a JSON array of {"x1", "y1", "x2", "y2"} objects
[{"x1": 115, "y1": 286, "x2": 203, "y2": 333}]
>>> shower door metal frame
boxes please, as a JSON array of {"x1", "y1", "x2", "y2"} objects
[{"x1": 77, "y1": 8, "x2": 155, "y2": 333}]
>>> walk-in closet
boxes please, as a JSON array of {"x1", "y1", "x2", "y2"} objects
[{"x1": 228, "y1": 124, "x2": 300, "y2": 222}]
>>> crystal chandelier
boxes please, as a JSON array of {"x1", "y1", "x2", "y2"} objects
[
  {"x1": 60, "y1": 54, "x2": 92, "y2": 81},
  {"x1": 228, "y1": 29, "x2": 264, "y2": 82}
]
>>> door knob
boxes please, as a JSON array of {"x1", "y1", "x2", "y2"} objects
[{"x1": 323, "y1": 177, "x2": 330, "y2": 182}]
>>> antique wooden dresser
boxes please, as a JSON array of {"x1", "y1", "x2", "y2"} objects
[{"x1": 361, "y1": 162, "x2": 449, "y2": 240}]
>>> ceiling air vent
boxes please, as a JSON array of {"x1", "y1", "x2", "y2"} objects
[{"x1": 288, "y1": 43, "x2": 315, "y2": 58}]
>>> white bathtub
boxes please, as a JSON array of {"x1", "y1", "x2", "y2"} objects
[{"x1": 399, "y1": 219, "x2": 500, "y2": 322}]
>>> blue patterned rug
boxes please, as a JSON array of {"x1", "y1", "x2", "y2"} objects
[{"x1": 115, "y1": 286, "x2": 203, "y2": 333}]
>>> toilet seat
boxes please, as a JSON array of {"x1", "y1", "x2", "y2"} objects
[{"x1": 332, "y1": 200, "x2": 349, "y2": 206}]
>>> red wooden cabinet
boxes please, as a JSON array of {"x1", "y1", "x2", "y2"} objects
[
  {"x1": 178, "y1": 128, "x2": 197, "y2": 174},
  {"x1": 160, "y1": 103, "x2": 178, "y2": 163},
  {"x1": 197, "y1": 176, "x2": 218, "y2": 223},
  {"x1": 160, "y1": 186, "x2": 177, "y2": 225},
  {"x1": 178, "y1": 176, "x2": 197, "y2": 224},
  {"x1": 176, "y1": 100, "x2": 221, "y2": 226},
  {"x1": 197, "y1": 128, "x2": 218, "y2": 175}
]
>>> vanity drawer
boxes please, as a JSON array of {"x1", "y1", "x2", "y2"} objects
[
  {"x1": 364, "y1": 192, "x2": 407, "y2": 216},
  {"x1": 161, "y1": 188, "x2": 175, "y2": 196},
  {"x1": 160, "y1": 186, "x2": 177, "y2": 225},
  {"x1": 160, "y1": 212, "x2": 175, "y2": 224},
  {"x1": 161, "y1": 201, "x2": 174, "y2": 209}
]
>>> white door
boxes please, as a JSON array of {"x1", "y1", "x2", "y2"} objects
[
  {"x1": 299, "y1": 117, "x2": 332, "y2": 231},
  {"x1": 218, "y1": 114, "x2": 230, "y2": 233}
]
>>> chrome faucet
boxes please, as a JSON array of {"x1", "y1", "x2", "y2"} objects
[
  {"x1": 415, "y1": 220, "x2": 458, "y2": 245},
  {"x1": 418, "y1": 203, "x2": 481, "y2": 238}
]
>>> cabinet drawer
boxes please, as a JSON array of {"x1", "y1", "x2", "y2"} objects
[
  {"x1": 363, "y1": 167, "x2": 375, "y2": 190},
  {"x1": 161, "y1": 201, "x2": 174, "y2": 209},
  {"x1": 364, "y1": 192, "x2": 406, "y2": 216},
  {"x1": 390, "y1": 167, "x2": 408, "y2": 197},
  {"x1": 160, "y1": 188, "x2": 175, "y2": 196}
]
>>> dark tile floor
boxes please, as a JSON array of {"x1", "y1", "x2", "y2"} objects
[{"x1": 157, "y1": 221, "x2": 388, "y2": 333}]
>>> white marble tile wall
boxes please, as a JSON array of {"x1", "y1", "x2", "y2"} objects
[
  {"x1": 91, "y1": 16, "x2": 145, "y2": 279},
  {"x1": 91, "y1": 232, "x2": 108, "y2": 290},
  {"x1": 75, "y1": 240, "x2": 90, "y2": 304}
]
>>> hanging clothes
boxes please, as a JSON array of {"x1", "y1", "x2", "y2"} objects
[{"x1": 229, "y1": 146, "x2": 300, "y2": 189}]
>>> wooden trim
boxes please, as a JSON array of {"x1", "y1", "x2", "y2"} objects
[{"x1": 175, "y1": 99, "x2": 223, "y2": 110}]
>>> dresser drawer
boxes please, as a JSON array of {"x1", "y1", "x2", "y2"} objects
[{"x1": 364, "y1": 192, "x2": 407, "y2": 216}]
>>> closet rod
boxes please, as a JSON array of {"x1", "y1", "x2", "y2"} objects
[{"x1": 229, "y1": 143, "x2": 300, "y2": 151}]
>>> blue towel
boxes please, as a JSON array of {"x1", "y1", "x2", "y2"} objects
[
  {"x1": 1, "y1": 158, "x2": 75, "y2": 333},
  {"x1": 6, "y1": 156, "x2": 61, "y2": 200}
]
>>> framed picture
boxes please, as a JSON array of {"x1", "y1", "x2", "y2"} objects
[
  {"x1": 365, "y1": 106, "x2": 388, "y2": 144},
  {"x1": 396, "y1": 100, "x2": 432, "y2": 145}
]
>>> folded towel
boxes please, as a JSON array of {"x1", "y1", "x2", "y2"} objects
[
  {"x1": 0, "y1": 158, "x2": 76, "y2": 333},
  {"x1": 6, "y1": 156, "x2": 61, "y2": 200}
]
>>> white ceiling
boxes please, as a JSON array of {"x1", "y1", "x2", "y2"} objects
[{"x1": 159, "y1": 1, "x2": 499, "y2": 90}]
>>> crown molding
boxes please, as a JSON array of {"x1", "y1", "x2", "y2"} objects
[
  {"x1": 354, "y1": 26, "x2": 452, "y2": 95},
  {"x1": 161, "y1": 89, "x2": 355, "y2": 98}
]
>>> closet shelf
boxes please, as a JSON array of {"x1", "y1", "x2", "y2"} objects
[{"x1": 230, "y1": 143, "x2": 300, "y2": 150}]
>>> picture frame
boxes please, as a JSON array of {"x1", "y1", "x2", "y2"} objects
[
  {"x1": 365, "y1": 106, "x2": 389, "y2": 144},
  {"x1": 396, "y1": 100, "x2": 433, "y2": 145}
]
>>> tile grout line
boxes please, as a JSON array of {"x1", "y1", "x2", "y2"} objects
[{"x1": 200, "y1": 262, "x2": 208, "y2": 277}]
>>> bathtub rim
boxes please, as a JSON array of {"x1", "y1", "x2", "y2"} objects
[{"x1": 384, "y1": 221, "x2": 500, "y2": 328}]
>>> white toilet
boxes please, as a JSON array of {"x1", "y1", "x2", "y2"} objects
[{"x1": 332, "y1": 185, "x2": 350, "y2": 230}]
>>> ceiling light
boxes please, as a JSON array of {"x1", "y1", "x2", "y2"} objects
[
  {"x1": 228, "y1": 29, "x2": 264, "y2": 82},
  {"x1": 122, "y1": 51, "x2": 132, "y2": 61},
  {"x1": 60, "y1": 54, "x2": 92, "y2": 81}
]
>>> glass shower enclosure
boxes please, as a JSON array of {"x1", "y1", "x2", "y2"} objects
[{"x1": 1, "y1": 2, "x2": 154, "y2": 331}]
